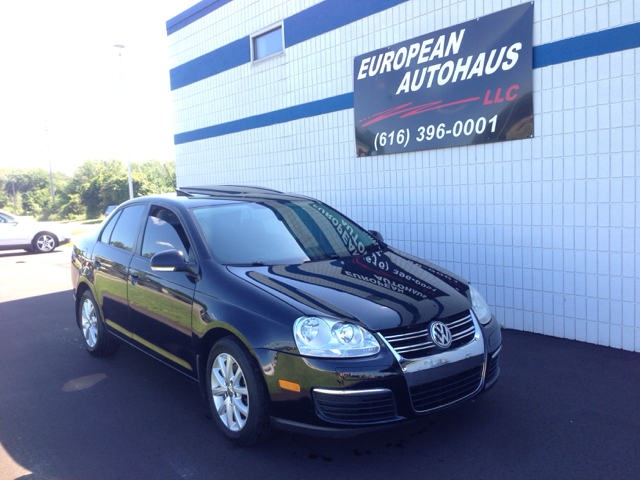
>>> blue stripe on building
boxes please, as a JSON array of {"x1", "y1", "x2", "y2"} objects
[
  {"x1": 170, "y1": 37, "x2": 250, "y2": 90},
  {"x1": 167, "y1": 0, "x2": 408, "y2": 37},
  {"x1": 166, "y1": 0, "x2": 234, "y2": 36},
  {"x1": 283, "y1": 0, "x2": 410, "y2": 47},
  {"x1": 533, "y1": 21, "x2": 640, "y2": 68},
  {"x1": 174, "y1": 93, "x2": 353, "y2": 144},
  {"x1": 171, "y1": 15, "x2": 640, "y2": 144}
]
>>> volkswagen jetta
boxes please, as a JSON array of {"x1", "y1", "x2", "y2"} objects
[{"x1": 71, "y1": 186, "x2": 501, "y2": 445}]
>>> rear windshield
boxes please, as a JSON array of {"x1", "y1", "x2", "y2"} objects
[{"x1": 191, "y1": 200, "x2": 378, "y2": 265}]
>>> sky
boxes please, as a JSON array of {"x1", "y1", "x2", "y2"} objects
[{"x1": 0, "y1": 0, "x2": 198, "y2": 175}]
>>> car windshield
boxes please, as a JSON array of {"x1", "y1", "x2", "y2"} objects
[{"x1": 191, "y1": 200, "x2": 379, "y2": 265}]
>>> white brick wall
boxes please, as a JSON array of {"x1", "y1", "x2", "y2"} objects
[{"x1": 169, "y1": 0, "x2": 640, "y2": 352}]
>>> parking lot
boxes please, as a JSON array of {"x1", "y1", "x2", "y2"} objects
[{"x1": 0, "y1": 245, "x2": 638, "y2": 480}]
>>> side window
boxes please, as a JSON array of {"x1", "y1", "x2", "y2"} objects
[
  {"x1": 99, "y1": 210, "x2": 121, "y2": 244},
  {"x1": 109, "y1": 205, "x2": 146, "y2": 252},
  {"x1": 141, "y1": 206, "x2": 190, "y2": 261}
]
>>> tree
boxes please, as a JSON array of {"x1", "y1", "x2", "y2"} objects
[
  {"x1": 0, "y1": 168, "x2": 69, "y2": 218},
  {"x1": 2, "y1": 159, "x2": 176, "y2": 220}
]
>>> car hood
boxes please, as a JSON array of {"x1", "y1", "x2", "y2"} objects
[{"x1": 227, "y1": 247, "x2": 472, "y2": 331}]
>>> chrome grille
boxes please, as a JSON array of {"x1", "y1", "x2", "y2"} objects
[{"x1": 381, "y1": 311, "x2": 476, "y2": 359}]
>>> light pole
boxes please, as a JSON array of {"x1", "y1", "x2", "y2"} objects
[
  {"x1": 44, "y1": 120, "x2": 55, "y2": 207},
  {"x1": 9, "y1": 174, "x2": 16, "y2": 212},
  {"x1": 114, "y1": 44, "x2": 134, "y2": 200}
]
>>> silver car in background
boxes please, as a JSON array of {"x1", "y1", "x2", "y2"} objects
[{"x1": 0, "y1": 209, "x2": 71, "y2": 253}]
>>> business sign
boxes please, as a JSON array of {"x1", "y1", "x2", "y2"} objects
[{"x1": 354, "y1": 3, "x2": 533, "y2": 156}]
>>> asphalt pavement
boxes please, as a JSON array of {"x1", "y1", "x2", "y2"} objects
[{"x1": 0, "y1": 245, "x2": 638, "y2": 480}]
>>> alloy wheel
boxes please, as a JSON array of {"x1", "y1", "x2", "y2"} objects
[
  {"x1": 81, "y1": 298, "x2": 98, "y2": 348},
  {"x1": 36, "y1": 235, "x2": 55, "y2": 252},
  {"x1": 210, "y1": 353, "x2": 249, "y2": 432}
]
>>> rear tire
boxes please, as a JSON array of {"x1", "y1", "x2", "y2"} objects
[
  {"x1": 206, "y1": 337, "x2": 271, "y2": 445},
  {"x1": 33, "y1": 232, "x2": 57, "y2": 253},
  {"x1": 78, "y1": 291, "x2": 119, "y2": 356}
]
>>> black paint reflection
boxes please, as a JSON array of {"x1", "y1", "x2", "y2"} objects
[{"x1": 235, "y1": 248, "x2": 472, "y2": 331}]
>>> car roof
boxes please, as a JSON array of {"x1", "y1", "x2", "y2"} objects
[{"x1": 121, "y1": 186, "x2": 313, "y2": 210}]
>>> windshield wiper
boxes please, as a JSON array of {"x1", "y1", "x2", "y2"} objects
[{"x1": 226, "y1": 261, "x2": 267, "y2": 267}]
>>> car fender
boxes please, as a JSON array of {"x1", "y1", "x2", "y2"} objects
[
  {"x1": 192, "y1": 295, "x2": 298, "y2": 356},
  {"x1": 71, "y1": 241, "x2": 99, "y2": 323}
]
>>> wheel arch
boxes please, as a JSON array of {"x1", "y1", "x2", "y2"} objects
[
  {"x1": 195, "y1": 325, "x2": 263, "y2": 400},
  {"x1": 33, "y1": 230, "x2": 59, "y2": 242}
]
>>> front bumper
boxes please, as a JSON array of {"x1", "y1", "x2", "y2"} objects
[{"x1": 256, "y1": 313, "x2": 502, "y2": 436}]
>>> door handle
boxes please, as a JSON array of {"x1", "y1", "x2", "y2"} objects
[{"x1": 129, "y1": 274, "x2": 139, "y2": 285}]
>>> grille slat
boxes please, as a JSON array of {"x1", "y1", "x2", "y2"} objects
[
  {"x1": 385, "y1": 331, "x2": 429, "y2": 342},
  {"x1": 381, "y1": 311, "x2": 475, "y2": 359},
  {"x1": 452, "y1": 325, "x2": 475, "y2": 339},
  {"x1": 394, "y1": 341, "x2": 435, "y2": 353},
  {"x1": 409, "y1": 366, "x2": 483, "y2": 412},
  {"x1": 448, "y1": 316, "x2": 472, "y2": 328},
  {"x1": 313, "y1": 389, "x2": 398, "y2": 425},
  {"x1": 411, "y1": 376, "x2": 480, "y2": 403}
]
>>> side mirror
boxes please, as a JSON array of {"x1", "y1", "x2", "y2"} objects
[
  {"x1": 369, "y1": 230, "x2": 384, "y2": 243},
  {"x1": 150, "y1": 249, "x2": 197, "y2": 275}
]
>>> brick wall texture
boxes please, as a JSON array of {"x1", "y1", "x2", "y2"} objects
[{"x1": 168, "y1": 0, "x2": 640, "y2": 352}]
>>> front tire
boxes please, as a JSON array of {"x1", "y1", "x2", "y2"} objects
[
  {"x1": 206, "y1": 337, "x2": 271, "y2": 445},
  {"x1": 33, "y1": 232, "x2": 57, "y2": 253},
  {"x1": 78, "y1": 291, "x2": 119, "y2": 356}
]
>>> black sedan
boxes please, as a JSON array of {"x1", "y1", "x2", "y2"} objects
[{"x1": 71, "y1": 186, "x2": 501, "y2": 445}]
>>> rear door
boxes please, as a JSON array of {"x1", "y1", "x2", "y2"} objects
[
  {"x1": 127, "y1": 205, "x2": 197, "y2": 375},
  {"x1": 92, "y1": 205, "x2": 146, "y2": 338}
]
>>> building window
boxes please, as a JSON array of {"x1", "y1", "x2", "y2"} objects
[{"x1": 252, "y1": 25, "x2": 283, "y2": 62}]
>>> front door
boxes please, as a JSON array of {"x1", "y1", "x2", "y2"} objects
[{"x1": 127, "y1": 206, "x2": 197, "y2": 375}]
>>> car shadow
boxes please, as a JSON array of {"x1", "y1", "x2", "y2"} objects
[
  {"x1": 1, "y1": 291, "x2": 639, "y2": 479},
  {"x1": 0, "y1": 248, "x2": 69, "y2": 259},
  {"x1": 0, "y1": 249, "x2": 34, "y2": 258}
]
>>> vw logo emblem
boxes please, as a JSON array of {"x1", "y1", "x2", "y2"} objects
[{"x1": 430, "y1": 321, "x2": 453, "y2": 349}]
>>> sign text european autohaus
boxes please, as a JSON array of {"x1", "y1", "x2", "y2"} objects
[{"x1": 354, "y1": 3, "x2": 534, "y2": 156}]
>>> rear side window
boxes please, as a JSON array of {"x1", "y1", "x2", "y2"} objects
[
  {"x1": 108, "y1": 205, "x2": 145, "y2": 252},
  {"x1": 141, "y1": 207, "x2": 190, "y2": 261},
  {"x1": 99, "y1": 210, "x2": 121, "y2": 244}
]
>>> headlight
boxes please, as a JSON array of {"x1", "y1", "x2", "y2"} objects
[
  {"x1": 293, "y1": 317, "x2": 380, "y2": 358},
  {"x1": 469, "y1": 285, "x2": 492, "y2": 325}
]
